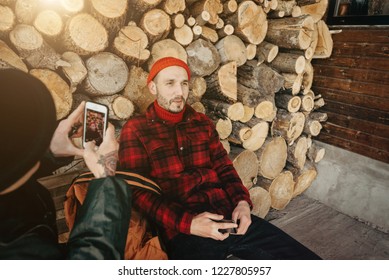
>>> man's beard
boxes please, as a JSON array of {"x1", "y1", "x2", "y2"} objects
[{"x1": 157, "y1": 93, "x2": 186, "y2": 113}]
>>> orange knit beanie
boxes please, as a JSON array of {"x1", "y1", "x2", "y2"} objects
[{"x1": 147, "y1": 57, "x2": 191, "y2": 84}]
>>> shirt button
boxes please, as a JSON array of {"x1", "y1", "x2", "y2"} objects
[{"x1": 180, "y1": 147, "x2": 184, "y2": 151}]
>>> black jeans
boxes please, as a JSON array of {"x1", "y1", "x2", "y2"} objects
[{"x1": 167, "y1": 215, "x2": 321, "y2": 260}]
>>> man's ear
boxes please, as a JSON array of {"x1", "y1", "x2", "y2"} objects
[{"x1": 148, "y1": 81, "x2": 157, "y2": 96}]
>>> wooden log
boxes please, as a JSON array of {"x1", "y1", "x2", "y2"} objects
[
  {"x1": 186, "y1": 16, "x2": 196, "y2": 27},
  {"x1": 266, "y1": 15, "x2": 315, "y2": 50},
  {"x1": 243, "y1": 118, "x2": 269, "y2": 151},
  {"x1": 127, "y1": 0, "x2": 163, "y2": 21},
  {"x1": 271, "y1": 0, "x2": 297, "y2": 17},
  {"x1": 255, "y1": 136, "x2": 287, "y2": 179},
  {"x1": 113, "y1": 23, "x2": 150, "y2": 65},
  {"x1": 186, "y1": 38, "x2": 220, "y2": 77},
  {"x1": 256, "y1": 41, "x2": 278, "y2": 63},
  {"x1": 71, "y1": 93, "x2": 91, "y2": 112},
  {"x1": 83, "y1": 52, "x2": 129, "y2": 97},
  {"x1": 258, "y1": 171, "x2": 294, "y2": 210},
  {"x1": 237, "y1": 60, "x2": 284, "y2": 95},
  {"x1": 270, "y1": 52, "x2": 306, "y2": 74},
  {"x1": 191, "y1": 101, "x2": 206, "y2": 114},
  {"x1": 287, "y1": 136, "x2": 308, "y2": 169},
  {"x1": 228, "y1": 122, "x2": 252, "y2": 145},
  {"x1": 227, "y1": 1, "x2": 267, "y2": 45},
  {"x1": 310, "y1": 111, "x2": 328, "y2": 122},
  {"x1": 0, "y1": 39, "x2": 28, "y2": 72},
  {"x1": 59, "y1": 0, "x2": 85, "y2": 15},
  {"x1": 172, "y1": 13, "x2": 185, "y2": 28},
  {"x1": 286, "y1": 161, "x2": 317, "y2": 198},
  {"x1": 220, "y1": 139, "x2": 230, "y2": 154},
  {"x1": 297, "y1": 0, "x2": 319, "y2": 6},
  {"x1": 300, "y1": 0, "x2": 328, "y2": 23},
  {"x1": 300, "y1": 93, "x2": 314, "y2": 112},
  {"x1": 249, "y1": 186, "x2": 271, "y2": 218},
  {"x1": 254, "y1": 97, "x2": 277, "y2": 122},
  {"x1": 173, "y1": 24, "x2": 193, "y2": 46},
  {"x1": 281, "y1": 73, "x2": 303, "y2": 95},
  {"x1": 162, "y1": 0, "x2": 186, "y2": 15},
  {"x1": 313, "y1": 97, "x2": 325, "y2": 110},
  {"x1": 33, "y1": 10, "x2": 63, "y2": 42},
  {"x1": 204, "y1": 61, "x2": 236, "y2": 103},
  {"x1": 215, "y1": 35, "x2": 247, "y2": 67},
  {"x1": 275, "y1": 92, "x2": 302, "y2": 113},
  {"x1": 237, "y1": 83, "x2": 264, "y2": 108},
  {"x1": 188, "y1": 76, "x2": 207, "y2": 104},
  {"x1": 0, "y1": 5, "x2": 15, "y2": 39},
  {"x1": 14, "y1": 0, "x2": 39, "y2": 24},
  {"x1": 222, "y1": 0, "x2": 238, "y2": 16},
  {"x1": 63, "y1": 13, "x2": 108, "y2": 56},
  {"x1": 217, "y1": 24, "x2": 234, "y2": 38},
  {"x1": 200, "y1": 25, "x2": 219, "y2": 43},
  {"x1": 303, "y1": 116, "x2": 322, "y2": 137},
  {"x1": 93, "y1": 95, "x2": 135, "y2": 120},
  {"x1": 9, "y1": 24, "x2": 66, "y2": 70},
  {"x1": 192, "y1": 25, "x2": 202, "y2": 39},
  {"x1": 148, "y1": 38, "x2": 187, "y2": 70},
  {"x1": 240, "y1": 105, "x2": 255, "y2": 123},
  {"x1": 210, "y1": 116, "x2": 232, "y2": 140},
  {"x1": 313, "y1": 20, "x2": 333, "y2": 59},
  {"x1": 89, "y1": 0, "x2": 128, "y2": 40},
  {"x1": 271, "y1": 109, "x2": 305, "y2": 145},
  {"x1": 202, "y1": 99, "x2": 244, "y2": 121},
  {"x1": 195, "y1": 10, "x2": 211, "y2": 26},
  {"x1": 140, "y1": 9, "x2": 171, "y2": 44},
  {"x1": 30, "y1": 69, "x2": 72, "y2": 120},
  {"x1": 190, "y1": 0, "x2": 223, "y2": 25},
  {"x1": 230, "y1": 147, "x2": 259, "y2": 189},
  {"x1": 245, "y1": 43, "x2": 257, "y2": 60},
  {"x1": 307, "y1": 142, "x2": 325, "y2": 163},
  {"x1": 122, "y1": 65, "x2": 155, "y2": 114},
  {"x1": 267, "y1": 9, "x2": 285, "y2": 19},
  {"x1": 60, "y1": 51, "x2": 87, "y2": 92}
]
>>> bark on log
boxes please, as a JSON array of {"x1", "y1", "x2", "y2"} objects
[
  {"x1": 186, "y1": 39, "x2": 220, "y2": 77},
  {"x1": 228, "y1": 122, "x2": 252, "y2": 145},
  {"x1": 93, "y1": 95, "x2": 135, "y2": 120},
  {"x1": 303, "y1": 116, "x2": 322, "y2": 137},
  {"x1": 287, "y1": 136, "x2": 308, "y2": 169},
  {"x1": 140, "y1": 9, "x2": 171, "y2": 44},
  {"x1": 313, "y1": 20, "x2": 333, "y2": 59},
  {"x1": 300, "y1": 0, "x2": 328, "y2": 23},
  {"x1": 215, "y1": 35, "x2": 247, "y2": 66},
  {"x1": 63, "y1": 13, "x2": 108, "y2": 56},
  {"x1": 286, "y1": 160, "x2": 317, "y2": 197},
  {"x1": 202, "y1": 99, "x2": 244, "y2": 121},
  {"x1": 281, "y1": 73, "x2": 303, "y2": 95},
  {"x1": 275, "y1": 92, "x2": 301, "y2": 113},
  {"x1": 30, "y1": 69, "x2": 72, "y2": 120},
  {"x1": 237, "y1": 60, "x2": 284, "y2": 95},
  {"x1": 226, "y1": 1, "x2": 268, "y2": 45},
  {"x1": 83, "y1": 52, "x2": 129, "y2": 97},
  {"x1": 148, "y1": 38, "x2": 187, "y2": 70},
  {"x1": 112, "y1": 24, "x2": 150, "y2": 64},
  {"x1": 204, "y1": 61, "x2": 237, "y2": 103},
  {"x1": 266, "y1": 15, "x2": 315, "y2": 50},
  {"x1": 243, "y1": 118, "x2": 269, "y2": 151},
  {"x1": 222, "y1": 0, "x2": 238, "y2": 16},
  {"x1": 0, "y1": 39, "x2": 28, "y2": 72},
  {"x1": 89, "y1": 0, "x2": 128, "y2": 40},
  {"x1": 9, "y1": 24, "x2": 65, "y2": 70},
  {"x1": 236, "y1": 83, "x2": 264, "y2": 108},
  {"x1": 249, "y1": 186, "x2": 271, "y2": 218},
  {"x1": 271, "y1": 109, "x2": 305, "y2": 145},
  {"x1": 191, "y1": 0, "x2": 223, "y2": 25},
  {"x1": 258, "y1": 171, "x2": 294, "y2": 210},
  {"x1": 255, "y1": 136, "x2": 287, "y2": 179},
  {"x1": 195, "y1": 10, "x2": 211, "y2": 26},
  {"x1": 127, "y1": 0, "x2": 163, "y2": 22},
  {"x1": 187, "y1": 76, "x2": 207, "y2": 104},
  {"x1": 217, "y1": 24, "x2": 234, "y2": 38},
  {"x1": 0, "y1": 5, "x2": 15, "y2": 38},
  {"x1": 122, "y1": 65, "x2": 155, "y2": 114},
  {"x1": 309, "y1": 111, "x2": 328, "y2": 122},
  {"x1": 230, "y1": 148, "x2": 259, "y2": 189}
]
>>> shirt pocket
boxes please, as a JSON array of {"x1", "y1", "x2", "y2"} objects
[
  {"x1": 148, "y1": 139, "x2": 184, "y2": 178},
  {"x1": 186, "y1": 131, "x2": 211, "y2": 168}
]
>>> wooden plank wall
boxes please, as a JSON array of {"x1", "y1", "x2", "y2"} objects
[{"x1": 311, "y1": 27, "x2": 389, "y2": 164}]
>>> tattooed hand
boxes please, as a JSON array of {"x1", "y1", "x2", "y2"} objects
[{"x1": 83, "y1": 123, "x2": 119, "y2": 178}]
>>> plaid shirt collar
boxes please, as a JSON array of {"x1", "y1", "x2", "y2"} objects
[{"x1": 145, "y1": 103, "x2": 202, "y2": 126}]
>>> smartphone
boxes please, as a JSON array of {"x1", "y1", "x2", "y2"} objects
[
  {"x1": 82, "y1": 101, "x2": 108, "y2": 148},
  {"x1": 212, "y1": 219, "x2": 238, "y2": 234}
]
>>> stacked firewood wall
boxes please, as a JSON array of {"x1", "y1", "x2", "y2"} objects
[{"x1": 0, "y1": 0, "x2": 334, "y2": 218}]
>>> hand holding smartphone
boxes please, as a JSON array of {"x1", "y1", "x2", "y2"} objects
[
  {"x1": 83, "y1": 101, "x2": 108, "y2": 148},
  {"x1": 212, "y1": 219, "x2": 238, "y2": 234}
]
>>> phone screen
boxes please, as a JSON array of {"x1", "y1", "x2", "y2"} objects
[{"x1": 84, "y1": 108, "x2": 106, "y2": 146}]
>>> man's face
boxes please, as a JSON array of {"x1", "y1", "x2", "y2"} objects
[{"x1": 148, "y1": 65, "x2": 189, "y2": 113}]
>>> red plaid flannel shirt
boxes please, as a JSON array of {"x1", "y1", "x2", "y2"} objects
[{"x1": 119, "y1": 104, "x2": 252, "y2": 240}]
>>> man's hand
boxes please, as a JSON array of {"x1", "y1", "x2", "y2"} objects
[
  {"x1": 50, "y1": 101, "x2": 85, "y2": 157},
  {"x1": 83, "y1": 123, "x2": 118, "y2": 178},
  {"x1": 231, "y1": 200, "x2": 251, "y2": 235},
  {"x1": 190, "y1": 212, "x2": 237, "y2": 241}
]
